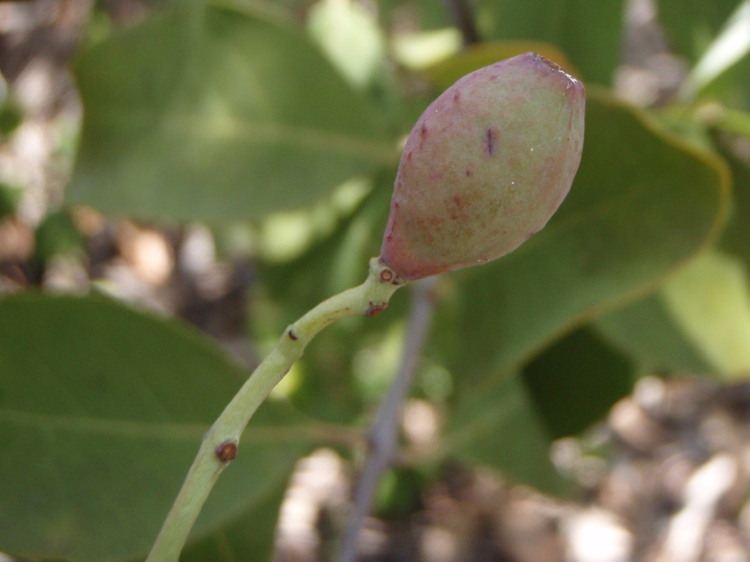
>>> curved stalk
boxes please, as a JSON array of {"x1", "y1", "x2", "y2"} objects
[{"x1": 146, "y1": 257, "x2": 405, "y2": 562}]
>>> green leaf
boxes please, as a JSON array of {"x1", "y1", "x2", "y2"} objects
[
  {"x1": 307, "y1": 0, "x2": 385, "y2": 89},
  {"x1": 679, "y1": 2, "x2": 750, "y2": 106},
  {"x1": 715, "y1": 130, "x2": 750, "y2": 262},
  {"x1": 656, "y1": 0, "x2": 743, "y2": 62},
  {"x1": 478, "y1": 0, "x2": 625, "y2": 84},
  {"x1": 253, "y1": 180, "x2": 407, "y2": 422},
  {"x1": 0, "y1": 294, "x2": 311, "y2": 561},
  {"x1": 69, "y1": 4, "x2": 396, "y2": 223},
  {"x1": 522, "y1": 326, "x2": 635, "y2": 440},
  {"x1": 659, "y1": 249, "x2": 750, "y2": 377},
  {"x1": 0, "y1": 182, "x2": 21, "y2": 218},
  {"x1": 594, "y1": 132, "x2": 750, "y2": 380},
  {"x1": 440, "y1": 327, "x2": 633, "y2": 496},
  {"x1": 596, "y1": 250, "x2": 750, "y2": 380},
  {"x1": 595, "y1": 293, "x2": 713, "y2": 374},
  {"x1": 443, "y1": 373, "x2": 572, "y2": 496}
]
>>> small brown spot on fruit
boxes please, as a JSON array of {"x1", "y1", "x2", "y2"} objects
[
  {"x1": 215, "y1": 441, "x2": 238, "y2": 463},
  {"x1": 288, "y1": 329, "x2": 298, "y2": 341}
]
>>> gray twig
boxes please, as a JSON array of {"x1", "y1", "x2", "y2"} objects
[
  {"x1": 339, "y1": 277, "x2": 438, "y2": 562},
  {"x1": 443, "y1": 0, "x2": 481, "y2": 46}
]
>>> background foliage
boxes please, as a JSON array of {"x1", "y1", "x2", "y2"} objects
[{"x1": 1, "y1": 0, "x2": 749, "y2": 560}]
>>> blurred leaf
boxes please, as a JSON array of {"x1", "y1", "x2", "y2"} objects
[
  {"x1": 680, "y1": 1, "x2": 750, "y2": 104},
  {"x1": 374, "y1": 466, "x2": 427, "y2": 519},
  {"x1": 657, "y1": 0, "x2": 744, "y2": 62},
  {"x1": 254, "y1": 180, "x2": 408, "y2": 422},
  {"x1": 33, "y1": 208, "x2": 84, "y2": 262},
  {"x1": 0, "y1": 294, "x2": 312, "y2": 561},
  {"x1": 258, "y1": 180, "x2": 391, "y2": 321},
  {"x1": 709, "y1": 105, "x2": 750, "y2": 137},
  {"x1": 307, "y1": 0, "x2": 385, "y2": 89},
  {"x1": 0, "y1": 99, "x2": 22, "y2": 138},
  {"x1": 596, "y1": 250, "x2": 750, "y2": 380},
  {"x1": 595, "y1": 293, "x2": 713, "y2": 374},
  {"x1": 377, "y1": 0, "x2": 453, "y2": 32},
  {"x1": 699, "y1": 55, "x2": 750, "y2": 113},
  {"x1": 392, "y1": 28, "x2": 463, "y2": 70},
  {"x1": 522, "y1": 326, "x2": 635, "y2": 440},
  {"x1": 69, "y1": 4, "x2": 396, "y2": 223},
  {"x1": 441, "y1": 327, "x2": 633, "y2": 496},
  {"x1": 713, "y1": 130, "x2": 750, "y2": 262},
  {"x1": 478, "y1": 0, "x2": 624, "y2": 84},
  {"x1": 660, "y1": 249, "x2": 750, "y2": 378},
  {"x1": 443, "y1": 373, "x2": 572, "y2": 496},
  {"x1": 0, "y1": 183, "x2": 21, "y2": 218}
]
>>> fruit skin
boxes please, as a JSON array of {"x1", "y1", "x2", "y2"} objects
[{"x1": 380, "y1": 52, "x2": 585, "y2": 280}]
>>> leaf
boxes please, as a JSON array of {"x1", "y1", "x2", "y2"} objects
[
  {"x1": 659, "y1": 249, "x2": 750, "y2": 378},
  {"x1": 679, "y1": 2, "x2": 750, "y2": 104},
  {"x1": 522, "y1": 326, "x2": 635, "y2": 440},
  {"x1": 715, "y1": 130, "x2": 750, "y2": 262},
  {"x1": 69, "y1": 3, "x2": 396, "y2": 223},
  {"x1": 307, "y1": 0, "x2": 385, "y2": 89},
  {"x1": 595, "y1": 293, "x2": 713, "y2": 374},
  {"x1": 439, "y1": 327, "x2": 633, "y2": 496},
  {"x1": 656, "y1": 0, "x2": 744, "y2": 62},
  {"x1": 479, "y1": 0, "x2": 625, "y2": 84},
  {"x1": 253, "y1": 180, "x2": 409, "y2": 422},
  {"x1": 442, "y1": 372, "x2": 572, "y2": 496},
  {"x1": 0, "y1": 294, "x2": 312, "y2": 561},
  {"x1": 594, "y1": 128, "x2": 750, "y2": 380},
  {"x1": 596, "y1": 250, "x2": 750, "y2": 380}
]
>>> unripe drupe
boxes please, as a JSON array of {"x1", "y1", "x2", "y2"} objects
[{"x1": 380, "y1": 52, "x2": 585, "y2": 280}]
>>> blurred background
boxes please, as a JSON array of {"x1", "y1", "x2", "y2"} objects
[{"x1": 1, "y1": 0, "x2": 750, "y2": 560}]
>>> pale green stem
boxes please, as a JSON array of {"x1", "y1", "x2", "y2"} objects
[{"x1": 146, "y1": 257, "x2": 405, "y2": 562}]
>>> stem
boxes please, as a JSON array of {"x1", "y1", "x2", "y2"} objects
[
  {"x1": 339, "y1": 277, "x2": 438, "y2": 562},
  {"x1": 146, "y1": 257, "x2": 405, "y2": 562},
  {"x1": 443, "y1": 0, "x2": 481, "y2": 46}
]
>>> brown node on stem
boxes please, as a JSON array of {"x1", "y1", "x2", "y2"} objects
[
  {"x1": 365, "y1": 302, "x2": 388, "y2": 317},
  {"x1": 215, "y1": 441, "x2": 238, "y2": 463}
]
